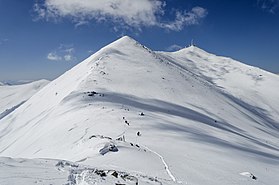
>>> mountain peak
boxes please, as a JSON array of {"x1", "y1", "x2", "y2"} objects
[
  {"x1": 112, "y1": 35, "x2": 138, "y2": 46},
  {"x1": 117, "y1": 35, "x2": 135, "y2": 42},
  {"x1": 177, "y1": 45, "x2": 209, "y2": 54},
  {"x1": 94, "y1": 35, "x2": 154, "y2": 59},
  {"x1": 96, "y1": 35, "x2": 139, "y2": 54},
  {"x1": 171, "y1": 45, "x2": 213, "y2": 58}
]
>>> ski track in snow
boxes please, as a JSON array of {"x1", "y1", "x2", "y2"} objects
[{"x1": 143, "y1": 146, "x2": 177, "y2": 182}]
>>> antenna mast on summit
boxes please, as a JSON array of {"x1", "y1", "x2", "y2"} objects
[{"x1": 191, "y1": 39, "x2": 194, "y2": 46}]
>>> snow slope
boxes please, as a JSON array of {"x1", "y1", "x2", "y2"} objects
[
  {"x1": 0, "y1": 79, "x2": 49, "y2": 120},
  {"x1": 159, "y1": 46, "x2": 279, "y2": 122},
  {"x1": 0, "y1": 36, "x2": 278, "y2": 185}
]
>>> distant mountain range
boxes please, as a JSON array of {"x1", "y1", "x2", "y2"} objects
[
  {"x1": 0, "y1": 79, "x2": 49, "y2": 120},
  {"x1": 0, "y1": 80, "x2": 41, "y2": 86}
]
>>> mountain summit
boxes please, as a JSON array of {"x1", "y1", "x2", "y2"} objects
[{"x1": 0, "y1": 36, "x2": 279, "y2": 185}]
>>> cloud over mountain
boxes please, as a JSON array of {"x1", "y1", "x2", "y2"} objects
[
  {"x1": 47, "y1": 44, "x2": 75, "y2": 62},
  {"x1": 34, "y1": 0, "x2": 207, "y2": 31}
]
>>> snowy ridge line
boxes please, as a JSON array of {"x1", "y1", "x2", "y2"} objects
[{"x1": 143, "y1": 146, "x2": 177, "y2": 182}]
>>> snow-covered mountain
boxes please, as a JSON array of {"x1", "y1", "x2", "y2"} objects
[
  {"x1": 0, "y1": 80, "x2": 35, "y2": 86},
  {"x1": 0, "y1": 36, "x2": 278, "y2": 185},
  {"x1": 0, "y1": 79, "x2": 49, "y2": 120},
  {"x1": 161, "y1": 46, "x2": 279, "y2": 119}
]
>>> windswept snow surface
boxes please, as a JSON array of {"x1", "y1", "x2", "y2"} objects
[
  {"x1": 0, "y1": 36, "x2": 278, "y2": 185},
  {"x1": 0, "y1": 79, "x2": 49, "y2": 120}
]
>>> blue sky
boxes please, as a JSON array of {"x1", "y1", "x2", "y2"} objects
[{"x1": 0, "y1": 0, "x2": 278, "y2": 81}]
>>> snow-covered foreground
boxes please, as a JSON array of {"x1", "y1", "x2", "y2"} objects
[
  {"x1": 0, "y1": 36, "x2": 278, "y2": 185},
  {"x1": 0, "y1": 80, "x2": 49, "y2": 120},
  {"x1": 0, "y1": 157, "x2": 172, "y2": 185}
]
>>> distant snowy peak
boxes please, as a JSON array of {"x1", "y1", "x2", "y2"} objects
[
  {"x1": 30, "y1": 79, "x2": 50, "y2": 85},
  {"x1": 165, "y1": 44, "x2": 274, "y2": 77},
  {"x1": 159, "y1": 43, "x2": 279, "y2": 122},
  {"x1": 171, "y1": 45, "x2": 276, "y2": 78},
  {"x1": 172, "y1": 45, "x2": 253, "y2": 68},
  {"x1": 174, "y1": 45, "x2": 214, "y2": 57},
  {"x1": 0, "y1": 79, "x2": 49, "y2": 86},
  {"x1": 0, "y1": 79, "x2": 50, "y2": 120},
  {"x1": 27, "y1": 79, "x2": 50, "y2": 90},
  {"x1": 0, "y1": 81, "x2": 11, "y2": 86}
]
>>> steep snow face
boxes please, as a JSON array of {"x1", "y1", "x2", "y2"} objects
[
  {"x1": 0, "y1": 37, "x2": 279, "y2": 185},
  {"x1": 0, "y1": 79, "x2": 49, "y2": 120}
]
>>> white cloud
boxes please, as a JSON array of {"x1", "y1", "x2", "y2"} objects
[
  {"x1": 64, "y1": 54, "x2": 73, "y2": 61},
  {"x1": 166, "y1": 44, "x2": 183, "y2": 51},
  {"x1": 33, "y1": 0, "x2": 207, "y2": 31},
  {"x1": 74, "y1": 20, "x2": 89, "y2": 28},
  {"x1": 258, "y1": 0, "x2": 279, "y2": 13},
  {"x1": 47, "y1": 52, "x2": 62, "y2": 61},
  {"x1": 160, "y1": 7, "x2": 207, "y2": 31},
  {"x1": 47, "y1": 44, "x2": 76, "y2": 62},
  {"x1": 88, "y1": 50, "x2": 96, "y2": 54}
]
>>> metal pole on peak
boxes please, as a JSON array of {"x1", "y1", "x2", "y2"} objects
[{"x1": 191, "y1": 39, "x2": 194, "y2": 46}]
